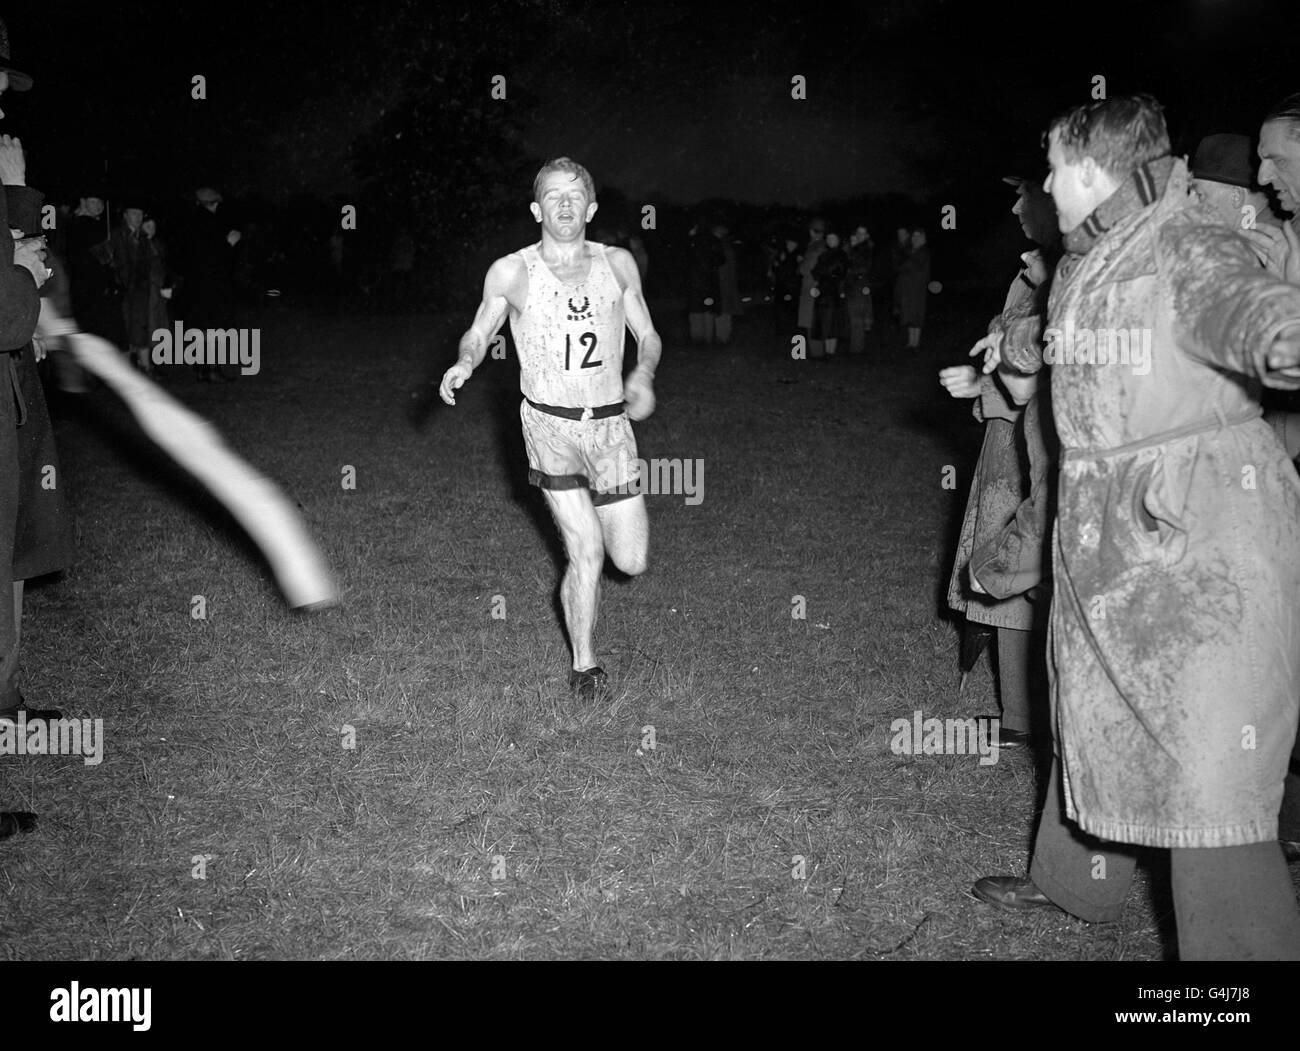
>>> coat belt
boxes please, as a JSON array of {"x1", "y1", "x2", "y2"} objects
[{"x1": 1063, "y1": 406, "x2": 1262, "y2": 461}]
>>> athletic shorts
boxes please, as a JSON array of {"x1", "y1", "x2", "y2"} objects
[{"x1": 519, "y1": 399, "x2": 641, "y2": 506}]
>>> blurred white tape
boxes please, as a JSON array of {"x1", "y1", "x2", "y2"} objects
[{"x1": 38, "y1": 300, "x2": 339, "y2": 610}]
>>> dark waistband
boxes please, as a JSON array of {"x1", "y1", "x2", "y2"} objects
[{"x1": 526, "y1": 398, "x2": 624, "y2": 421}]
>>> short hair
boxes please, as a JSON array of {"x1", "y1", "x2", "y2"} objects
[
  {"x1": 1263, "y1": 92, "x2": 1300, "y2": 137},
  {"x1": 533, "y1": 157, "x2": 595, "y2": 202},
  {"x1": 1046, "y1": 93, "x2": 1170, "y2": 180}
]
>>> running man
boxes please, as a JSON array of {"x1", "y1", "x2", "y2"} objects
[{"x1": 439, "y1": 157, "x2": 661, "y2": 699}]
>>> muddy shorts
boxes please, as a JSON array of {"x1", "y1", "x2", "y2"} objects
[{"x1": 520, "y1": 399, "x2": 641, "y2": 506}]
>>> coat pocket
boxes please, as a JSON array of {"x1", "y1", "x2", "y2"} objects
[{"x1": 1130, "y1": 450, "x2": 1193, "y2": 566}]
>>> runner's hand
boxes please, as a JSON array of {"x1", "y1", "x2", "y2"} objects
[
  {"x1": 624, "y1": 367, "x2": 655, "y2": 421},
  {"x1": 439, "y1": 361, "x2": 473, "y2": 405},
  {"x1": 939, "y1": 365, "x2": 980, "y2": 399}
]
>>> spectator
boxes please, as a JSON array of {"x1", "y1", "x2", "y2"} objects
[
  {"x1": 713, "y1": 223, "x2": 742, "y2": 344},
  {"x1": 64, "y1": 189, "x2": 117, "y2": 343},
  {"x1": 941, "y1": 176, "x2": 1060, "y2": 750},
  {"x1": 973, "y1": 93, "x2": 1300, "y2": 960},
  {"x1": 894, "y1": 227, "x2": 930, "y2": 348},
  {"x1": 108, "y1": 200, "x2": 153, "y2": 372},
  {"x1": 180, "y1": 186, "x2": 240, "y2": 381},
  {"x1": 770, "y1": 234, "x2": 801, "y2": 334},
  {"x1": 844, "y1": 224, "x2": 874, "y2": 356},
  {"x1": 797, "y1": 216, "x2": 827, "y2": 354},
  {"x1": 0, "y1": 25, "x2": 74, "y2": 841},
  {"x1": 686, "y1": 222, "x2": 723, "y2": 344},
  {"x1": 141, "y1": 214, "x2": 173, "y2": 352},
  {"x1": 810, "y1": 227, "x2": 848, "y2": 358}
]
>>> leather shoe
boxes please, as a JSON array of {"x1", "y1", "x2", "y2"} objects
[
  {"x1": 568, "y1": 666, "x2": 610, "y2": 701},
  {"x1": 997, "y1": 727, "x2": 1045, "y2": 750},
  {"x1": 971, "y1": 875, "x2": 1060, "y2": 912},
  {"x1": 0, "y1": 695, "x2": 63, "y2": 724},
  {"x1": 1282, "y1": 841, "x2": 1300, "y2": 865}
]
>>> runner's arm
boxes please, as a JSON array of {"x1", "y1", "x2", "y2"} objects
[
  {"x1": 456, "y1": 256, "x2": 517, "y2": 372},
  {"x1": 439, "y1": 256, "x2": 519, "y2": 406},
  {"x1": 610, "y1": 247, "x2": 661, "y2": 377}
]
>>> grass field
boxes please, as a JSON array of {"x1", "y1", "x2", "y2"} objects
[{"x1": 1, "y1": 287, "x2": 1267, "y2": 961}]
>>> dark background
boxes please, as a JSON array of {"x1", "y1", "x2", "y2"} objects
[{"x1": 6, "y1": 0, "x2": 1299, "y2": 306}]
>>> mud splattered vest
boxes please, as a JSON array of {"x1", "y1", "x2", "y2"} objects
[{"x1": 510, "y1": 241, "x2": 626, "y2": 408}]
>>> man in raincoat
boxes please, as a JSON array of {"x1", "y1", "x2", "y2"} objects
[{"x1": 974, "y1": 95, "x2": 1300, "y2": 959}]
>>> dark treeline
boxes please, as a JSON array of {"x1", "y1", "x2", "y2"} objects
[{"x1": 35, "y1": 179, "x2": 1034, "y2": 314}]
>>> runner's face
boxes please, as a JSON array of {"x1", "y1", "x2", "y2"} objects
[
  {"x1": 531, "y1": 172, "x2": 596, "y2": 239},
  {"x1": 1045, "y1": 130, "x2": 1094, "y2": 233}
]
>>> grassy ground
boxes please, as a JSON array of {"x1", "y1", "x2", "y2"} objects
[{"x1": 0, "y1": 287, "x2": 1277, "y2": 960}]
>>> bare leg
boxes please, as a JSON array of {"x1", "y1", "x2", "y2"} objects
[
  {"x1": 542, "y1": 488, "x2": 605, "y2": 671},
  {"x1": 595, "y1": 494, "x2": 649, "y2": 577}
]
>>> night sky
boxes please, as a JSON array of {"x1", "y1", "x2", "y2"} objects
[{"x1": 6, "y1": 0, "x2": 1300, "y2": 212}]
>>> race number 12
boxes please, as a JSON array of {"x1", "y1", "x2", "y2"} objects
[{"x1": 565, "y1": 332, "x2": 602, "y2": 371}]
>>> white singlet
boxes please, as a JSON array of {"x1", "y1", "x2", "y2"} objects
[{"x1": 510, "y1": 241, "x2": 627, "y2": 408}]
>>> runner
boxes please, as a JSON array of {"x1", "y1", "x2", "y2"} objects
[{"x1": 440, "y1": 157, "x2": 661, "y2": 699}]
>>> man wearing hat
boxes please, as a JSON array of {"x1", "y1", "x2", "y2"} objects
[
  {"x1": 972, "y1": 94, "x2": 1300, "y2": 959},
  {"x1": 0, "y1": 19, "x2": 74, "y2": 839},
  {"x1": 108, "y1": 198, "x2": 154, "y2": 372},
  {"x1": 1194, "y1": 124, "x2": 1300, "y2": 867},
  {"x1": 65, "y1": 188, "x2": 117, "y2": 345},
  {"x1": 940, "y1": 174, "x2": 1059, "y2": 752},
  {"x1": 1191, "y1": 132, "x2": 1281, "y2": 233},
  {"x1": 179, "y1": 186, "x2": 240, "y2": 380}
]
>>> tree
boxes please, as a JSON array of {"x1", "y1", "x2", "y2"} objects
[{"x1": 349, "y1": 3, "x2": 549, "y2": 304}]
